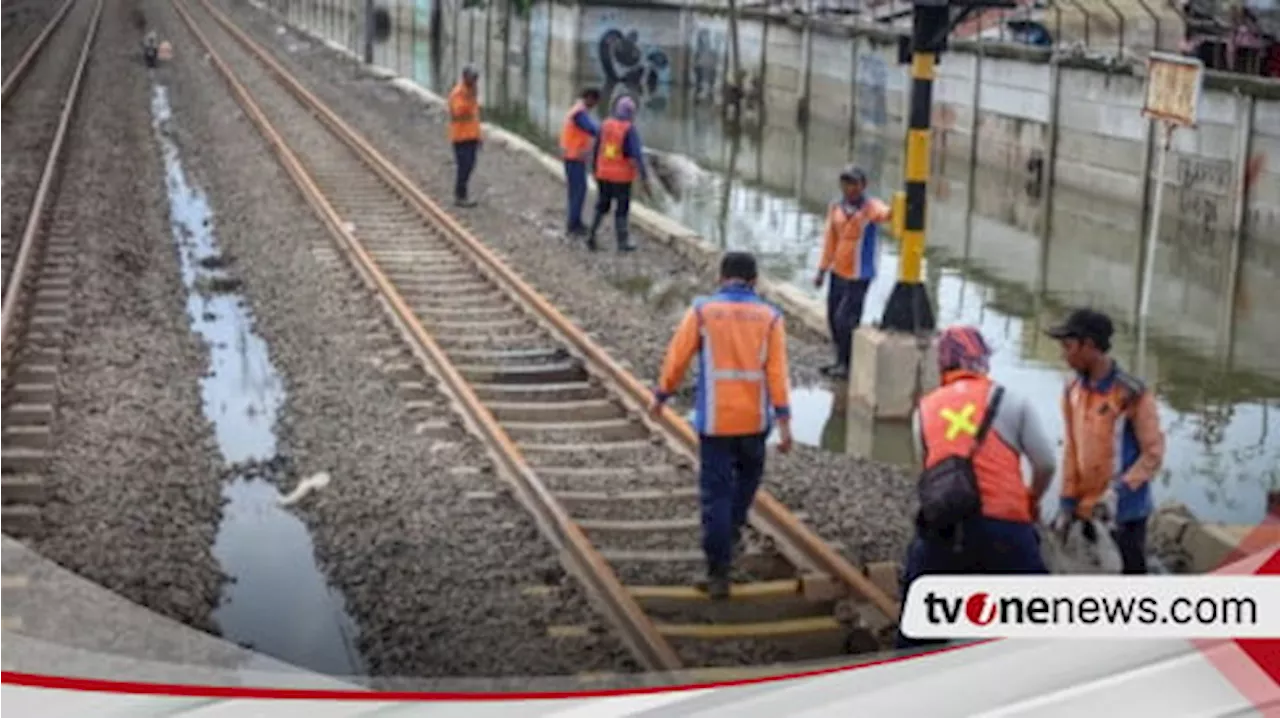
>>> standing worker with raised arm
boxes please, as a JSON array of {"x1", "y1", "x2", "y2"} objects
[
  {"x1": 561, "y1": 87, "x2": 602, "y2": 237},
  {"x1": 587, "y1": 96, "x2": 653, "y2": 253},
  {"x1": 448, "y1": 65, "x2": 482, "y2": 208},
  {"x1": 649, "y1": 252, "x2": 793, "y2": 600},
  {"x1": 1047, "y1": 308, "x2": 1165, "y2": 575},
  {"x1": 813, "y1": 165, "x2": 892, "y2": 380},
  {"x1": 896, "y1": 326, "x2": 1056, "y2": 649}
]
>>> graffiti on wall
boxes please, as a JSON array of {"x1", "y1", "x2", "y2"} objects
[
  {"x1": 594, "y1": 14, "x2": 671, "y2": 110},
  {"x1": 1168, "y1": 155, "x2": 1235, "y2": 288},
  {"x1": 690, "y1": 25, "x2": 726, "y2": 103}
]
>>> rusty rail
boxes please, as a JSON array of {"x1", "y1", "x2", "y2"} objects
[
  {"x1": 1, "y1": 0, "x2": 102, "y2": 357},
  {"x1": 178, "y1": 0, "x2": 902, "y2": 672},
  {"x1": 206, "y1": 0, "x2": 900, "y2": 628},
  {"x1": 170, "y1": 0, "x2": 684, "y2": 672},
  {"x1": 1, "y1": 0, "x2": 79, "y2": 103}
]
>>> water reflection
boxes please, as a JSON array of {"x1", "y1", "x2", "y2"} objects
[
  {"x1": 299, "y1": 18, "x2": 1278, "y2": 527},
  {"x1": 150, "y1": 83, "x2": 364, "y2": 675}
]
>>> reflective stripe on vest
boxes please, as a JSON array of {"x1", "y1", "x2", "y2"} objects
[
  {"x1": 560, "y1": 101, "x2": 592, "y2": 160},
  {"x1": 919, "y1": 374, "x2": 1030, "y2": 523},
  {"x1": 695, "y1": 302, "x2": 773, "y2": 436},
  {"x1": 595, "y1": 118, "x2": 636, "y2": 183}
]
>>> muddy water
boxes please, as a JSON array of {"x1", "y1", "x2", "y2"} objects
[
  {"x1": 298, "y1": 22, "x2": 1279, "y2": 528},
  {"x1": 150, "y1": 83, "x2": 364, "y2": 675}
]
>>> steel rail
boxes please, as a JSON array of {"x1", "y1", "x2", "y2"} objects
[
  {"x1": 0, "y1": 0, "x2": 103, "y2": 358},
  {"x1": 194, "y1": 0, "x2": 900, "y2": 626},
  {"x1": 170, "y1": 0, "x2": 684, "y2": 673},
  {"x1": 1, "y1": 0, "x2": 79, "y2": 103}
]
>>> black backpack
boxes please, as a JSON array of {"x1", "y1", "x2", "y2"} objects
[{"x1": 916, "y1": 386, "x2": 1005, "y2": 538}]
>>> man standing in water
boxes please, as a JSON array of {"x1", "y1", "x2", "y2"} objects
[
  {"x1": 1047, "y1": 308, "x2": 1165, "y2": 575},
  {"x1": 587, "y1": 95, "x2": 652, "y2": 253},
  {"x1": 649, "y1": 252, "x2": 793, "y2": 600},
  {"x1": 813, "y1": 165, "x2": 891, "y2": 380},
  {"x1": 448, "y1": 65, "x2": 482, "y2": 207},
  {"x1": 561, "y1": 87, "x2": 601, "y2": 237}
]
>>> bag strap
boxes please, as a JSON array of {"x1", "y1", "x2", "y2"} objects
[{"x1": 968, "y1": 385, "x2": 1005, "y2": 459}]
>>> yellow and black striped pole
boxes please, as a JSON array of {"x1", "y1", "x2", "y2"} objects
[{"x1": 880, "y1": 2, "x2": 949, "y2": 334}]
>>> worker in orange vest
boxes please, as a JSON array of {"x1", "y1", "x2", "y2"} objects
[
  {"x1": 587, "y1": 95, "x2": 652, "y2": 253},
  {"x1": 560, "y1": 87, "x2": 602, "y2": 237},
  {"x1": 448, "y1": 65, "x2": 482, "y2": 207},
  {"x1": 1046, "y1": 308, "x2": 1165, "y2": 575},
  {"x1": 895, "y1": 325, "x2": 1056, "y2": 649},
  {"x1": 649, "y1": 252, "x2": 793, "y2": 600},
  {"x1": 813, "y1": 165, "x2": 891, "y2": 380}
]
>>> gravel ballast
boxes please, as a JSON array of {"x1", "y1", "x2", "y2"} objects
[
  {"x1": 25, "y1": 0, "x2": 226, "y2": 636},
  {"x1": 210, "y1": 0, "x2": 918, "y2": 569},
  {"x1": 149, "y1": 0, "x2": 637, "y2": 678},
  {"x1": 1, "y1": 0, "x2": 60, "y2": 77},
  {"x1": 1, "y1": 0, "x2": 100, "y2": 285}
]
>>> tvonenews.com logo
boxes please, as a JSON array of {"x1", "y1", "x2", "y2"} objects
[
  {"x1": 899, "y1": 576, "x2": 1280, "y2": 640},
  {"x1": 923, "y1": 591, "x2": 1257, "y2": 627}
]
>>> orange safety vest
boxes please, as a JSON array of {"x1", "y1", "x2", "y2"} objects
[
  {"x1": 594, "y1": 118, "x2": 636, "y2": 184},
  {"x1": 819, "y1": 198, "x2": 890, "y2": 281},
  {"x1": 560, "y1": 101, "x2": 593, "y2": 161},
  {"x1": 448, "y1": 83, "x2": 481, "y2": 143},
  {"x1": 919, "y1": 371, "x2": 1030, "y2": 524},
  {"x1": 657, "y1": 289, "x2": 791, "y2": 437}
]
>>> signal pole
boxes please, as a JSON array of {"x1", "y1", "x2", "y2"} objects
[{"x1": 879, "y1": 0, "x2": 1013, "y2": 334}]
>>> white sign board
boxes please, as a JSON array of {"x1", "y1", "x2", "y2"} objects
[{"x1": 1141, "y1": 52, "x2": 1205, "y2": 127}]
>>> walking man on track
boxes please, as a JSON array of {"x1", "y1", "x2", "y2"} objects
[
  {"x1": 587, "y1": 95, "x2": 653, "y2": 253},
  {"x1": 448, "y1": 65, "x2": 482, "y2": 208},
  {"x1": 896, "y1": 325, "x2": 1056, "y2": 650},
  {"x1": 648, "y1": 251, "x2": 794, "y2": 601},
  {"x1": 812, "y1": 165, "x2": 891, "y2": 380},
  {"x1": 1047, "y1": 308, "x2": 1165, "y2": 575},
  {"x1": 561, "y1": 87, "x2": 602, "y2": 237}
]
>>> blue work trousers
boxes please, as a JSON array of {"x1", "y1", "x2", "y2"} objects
[
  {"x1": 894, "y1": 517, "x2": 1048, "y2": 650},
  {"x1": 453, "y1": 140, "x2": 479, "y2": 201},
  {"x1": 1114, "y1": 518, "x2": 1149, "y2": 575},
  {"x1": 564, "y1": 160, "x2": 588, "y2": 232},
  {"x1": 699, "y1": 433, "x2": 768, "y2": 574},
  {"x1": 826, "y1": 275, "x2": 870, "y2": 368}
]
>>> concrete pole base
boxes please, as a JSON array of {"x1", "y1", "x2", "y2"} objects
[{"x1": 848, "y1": 326, "x2": 939, "y2": 420}]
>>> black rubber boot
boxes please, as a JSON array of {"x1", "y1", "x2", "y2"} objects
[
  {"x1": 616, "y1": 226, "x2": 636, "y2": 253},
  {"x1": 705, "y1": 567, "x2": 731, "y2": 601}
]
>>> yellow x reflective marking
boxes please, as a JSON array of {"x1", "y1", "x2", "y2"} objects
[
  {"x1": 603, "y1": 143, "x2": 621, "y2": 159},
  {"x1": 940, "y1": 403, "x2": 979, "y2": 441}
]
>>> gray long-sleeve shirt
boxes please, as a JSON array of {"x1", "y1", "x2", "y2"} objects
[{"x1": 911, "y1": 382, "x2": 1057, "y2": 478}]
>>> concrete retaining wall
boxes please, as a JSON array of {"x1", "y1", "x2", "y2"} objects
[{"x1": 317, "y1": 0, "x2": 1279, "y2": 258}]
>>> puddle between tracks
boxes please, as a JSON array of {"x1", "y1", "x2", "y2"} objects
[{"x1": 149, "y1": 83, "x2": 363, "y2": 676}]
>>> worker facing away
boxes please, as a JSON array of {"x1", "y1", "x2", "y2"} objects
[
  {"x1": 1047, "y1": 308, "x2": 1165, "y2": 575},
  {"x1": 896, "y1": 326, "x2": 1056, "y2": 650},
  {"x1": 448, "y1": 65, "x2": 482, "y2": 207},
  {"x1": 649, "y1": 252, "x2": 793, "y2": 600},
  {"x1": 561, "y1": 87, "x2": 602, "y2": 237},
  {"x1": 813, "y1": 165, "x2": 891, "y2": 380},
  {"x1": 588, "y1": 95, "x2": 653, "y2": 253}
]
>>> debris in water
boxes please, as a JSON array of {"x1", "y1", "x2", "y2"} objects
[{"x1": 279, "y1": 472, "x2": 332, "y2": 507}]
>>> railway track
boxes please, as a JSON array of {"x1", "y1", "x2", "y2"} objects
[
  {"x1": 1, "y1": 0, "x2": 74, "y2": 89},
  {"x1": 1, "y1": 0, "x2": 103, "y2": 539},
  {"x1": 0, "y1": 0, "x2": 100, "y2": 629},
  {"x1": 172, "y1": 0, "x2": 901, "y2": 673}
]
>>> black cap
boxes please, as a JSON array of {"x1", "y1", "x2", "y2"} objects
[
  {"x1": 720, "y1": 251, "x2": 758, "y2": 282},
  {"x1": 1045, "y1": 308, "x2": 1114, "y2": 350},
  {"x1": 839, "y1": 164, "x2": 867, "y2": 184}
]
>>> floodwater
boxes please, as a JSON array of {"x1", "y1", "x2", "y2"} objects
[
  {"x1": 297, "y1": 20, "x2": 1278, "y2": 528},
  {"x1": 149, "y1": 83, "x2": 364, "y2": 675}
]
